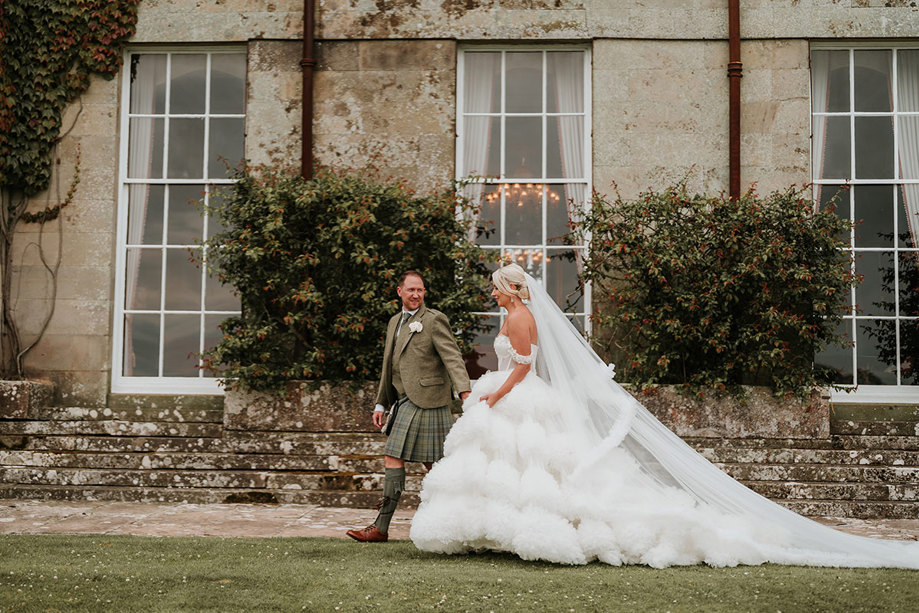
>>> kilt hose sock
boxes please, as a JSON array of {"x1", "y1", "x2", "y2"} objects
[{"x1": 373, "y1": 467, "x2": 405, "y2": 534}]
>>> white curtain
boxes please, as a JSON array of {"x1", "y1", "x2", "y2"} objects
[
  {"x1": 897, "y1": 50, "x2": 919, "y2": 246},
  {"x1": 462, "y1": 53, "x2": 499, "y2": 240},
  {"x1": 550, "y1": 52, "x2": 586, "y2": 272},
  {"x1": 810, "y1": 51, "x2": 831, "y2": 204},
  {"x1": 124, "y1": 56, "x2": 161, "y2": 375}
]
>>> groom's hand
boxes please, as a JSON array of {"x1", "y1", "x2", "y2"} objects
[
  {"x1": 460, "y1": 392, "x2": 470, "y2": 401},
  {"x1": 373, "y1": 411, "x2": 384, "y2": 429}
]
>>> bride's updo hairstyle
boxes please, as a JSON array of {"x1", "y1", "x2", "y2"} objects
[{"x1": 492, "y1": 263, "x2": 530, "y2": 301}]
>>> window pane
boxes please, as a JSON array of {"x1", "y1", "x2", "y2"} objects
[
  {"x1": 125, "y1": 248, "x2": 162, "y2": 311},
  {"x1": 854, "y1": 50, "x2": 892, "y2": 113},
  {"x1": 207, "y1": 186, "x2": 230, "y2": 239},
  {"x1": 811, "y1": 49, "x2": 849, "y2": 113},
  {"x1": 899, "y1": 319, "x2": 919, "y2": 384},
  {"x1": 896, "y1": 49, "x2": 919, "y2": 112},
  {"x1": 504, "y1": 183, "x2": 543, "y2": 245},
  {"x1": 205, "y1": 268, "x2": 238, "y2": 311},
  {"x1": 855, "y1": 251, "x2": 894, "y2": 316},
  {"x1": 123, "y1": 313, "x2": 160, "y2": 377},
  {"x1": 898, "y1": 251, "x2": 919, "y2": 316},
  {"x1": 546, "y1": 184, "x2": 571, "y2": 245},
  {"x1": 167, "y1": 184, "x2": 205, "y2": 245},
  {"x1": 463, "y1": 183, "x2": 500, "y2": 245},
  {"x1": 506, "y1": 247, "x2": 543, "y2": 281},
  {"x1": 163, "y1": 314, "x2": 201, "y2": 376},
  {"x1": 897, "y1": 116, "x2": 919, "y2": 180},
  {"x1": 210, "y1": 54, "x2": 246, "y2": 115},
  {"x1": 858, "y1": 320, "x2": 897, "y2": 385},
  {"x1": 208, "y1": 117, "x2": 245, "y2": 179},
  {"x1": 127, "y1": 184, "x2": 164, "y2": 245},
  {"x1": 164, "y1": 248, "x2": 202, "y2": 310},
  {"x1": 167, "y1": 118, "x2": 205, "y2": 178},
  {"x1": 463, "y1": 116, "x2": 500, "y2": 177},
  {"x1": 463, "y1": 52, "x2": 500, "y2": 113},
  {"x1": 854, "y1": 116, "x2": 893, "y2": 179},
  {"x1": 817, "y1": 183, "x2": 851, "y2": 244},
  {"x1": 505, "y1": 52, "x2": 542, "y2": 113},
  {"x1": 854, "y1": 185, "x2": 894, "y2": 248},
  {"x1": 127, "y1": 118, "x2": 164, "y2": 179},
  {"x1": 818, "y1": 116, "x2": 850, "y2": 179},
  {"x1": 130, "y1": 54, "x2": 166, "y2": 114},
  {"x1": 169, "y1": 54, "x2": 207, "y2": 114},
  {"x1": 465, "y1": 315, "x2": 499, "y2": 379},
  {"x1": 546, "y1": 52, "x2": 583, "y2": 113},
  {"x1": 546, "y1": 249, "x2": 583, "y2": 312},
  {"x1": 815, "y1": 318, "x2": 854, "y2": 385},
  {"x1": 900, "y1": 185, "x2": 919, "y2": 248},
  {"x1": 505, "y1": 117, "x2": 542, "y2": 178},
  {"x1": 203, "y1": 314, "x2": 227, "y2": 354},
  {"x1": 546, "y1": 116, "x2": 584, "y2": 179}
]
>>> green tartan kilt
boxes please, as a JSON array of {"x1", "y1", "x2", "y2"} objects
[{"x1": 383, "y1": 398, "x2": 454, "y2": 463}]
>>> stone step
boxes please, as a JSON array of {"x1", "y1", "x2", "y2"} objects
[
  {"x1": 695, "y1": 447, "x2": 919, "y2": 467},
  {"x1": 0, "y1": 450, "x2": 381, "y2": 473},
  {"x1": 831, "y1": 420, "x2": 919, "y2": 437},
  {"x1": 740, "y1": 480, "x2": 919, "y2": 502},
  {"x1": 0, "y1": 484, "x2": 420, "y2": 508},
  {"x1": 0, "y1": 467, "x2": 426, "y2": 491},
  {"x1": 0, "y1": 421, "x2": 223, "y2": 438},
  {"x1": 831, "y1": 403, "x2": 919, "y2": 422},
  {"x1": 223, "y1": 431, "x2": 386, "y2": 455},
  {"x1": 718, "y1": 463, "x2": 919, "y2": 484},
  {"x1": 0, "y1": 435, "x2": 229, "y2": 454},
  {"x1": 682, "y1": 435, "x2": 919, "y2": 451},
  {"x1": 778, "y1": 500, "x2": 919, "y2": 520},
  {"x1": 32, "y1": 406, "x2": 224, "y2": 423}
]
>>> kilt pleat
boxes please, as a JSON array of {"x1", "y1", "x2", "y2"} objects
[{"x1": 383, "y1": 398, "x2": 453, "y2": 462}]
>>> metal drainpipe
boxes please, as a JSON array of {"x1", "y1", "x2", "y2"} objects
[
  {"x1": 728, "y1": 0, "x2": 742, "y2": 200},
  {"x1": 301, "y1": 0, "x2": 316, "y2": 179}
]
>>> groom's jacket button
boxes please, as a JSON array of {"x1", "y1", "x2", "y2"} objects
[{"x1": 420, "y1": 377, "x2": 445, "y2": 386}]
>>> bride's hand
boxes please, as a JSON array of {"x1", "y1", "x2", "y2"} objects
[{"x1": 480, "y1": 393, "x2": 498, "y2": 408}]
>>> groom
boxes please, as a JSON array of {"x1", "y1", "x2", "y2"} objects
[{"x1": 346, "y1": 270, "x2": 471, "y2": 542}]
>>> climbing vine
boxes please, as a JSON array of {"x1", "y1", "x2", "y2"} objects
[{"x1": 0, "y1": 0, "x2": 138, "y2": 378}]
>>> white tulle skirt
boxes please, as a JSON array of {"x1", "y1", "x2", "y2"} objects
[{"x1": 410, "y1": 370, "x2": 916, "y2": 568}]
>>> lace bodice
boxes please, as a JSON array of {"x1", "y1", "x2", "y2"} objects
[{"x1": 495, "y1": 333, "x2": 538, "y2": 371}]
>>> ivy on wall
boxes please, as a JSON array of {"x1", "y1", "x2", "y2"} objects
[
  {"x1": 0, "y1": 0, "x2": 138, "y2": 195},
  {"x1": 0, "y1": 0, "x2": 138, "y2": 378}
]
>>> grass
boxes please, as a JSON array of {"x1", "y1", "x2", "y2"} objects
[{"x1": 0, "y1": 535, "x2": 917, "y2": 612}]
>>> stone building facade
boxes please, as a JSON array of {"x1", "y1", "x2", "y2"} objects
[{"x1": 13, "y1": 0, "x2": 919, "y2": 405}]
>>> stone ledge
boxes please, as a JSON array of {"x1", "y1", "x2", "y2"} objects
[
  {"x1": 0, "y1": 380, "x2": 53, "y2": 420},
  {"x1": 224, "y1": 381, "x2": 378, "y2": 433},
  {"x1": 633, "y1": 385, "x2": 830, "y2": 439}
]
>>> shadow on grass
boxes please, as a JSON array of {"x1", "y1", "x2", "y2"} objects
[{"x1": 0, "y1": 535, "x2": 916, "y2": 612}]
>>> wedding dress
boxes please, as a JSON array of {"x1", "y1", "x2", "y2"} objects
[{"x1": 409, "y1": 274, "x2": 919, "y2": 568}]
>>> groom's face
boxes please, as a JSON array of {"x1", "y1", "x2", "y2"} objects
[{"x1": 397, "y1": 274, "x2": 425, "y2": 311}]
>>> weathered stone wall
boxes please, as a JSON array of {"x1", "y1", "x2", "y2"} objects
[
  {"x1": 313, "y1": 40, "x2": 457, "y2": 192},
  {"x1": 12, "y1": 73, "x2": 120, "y2": 407},
  {"x1": 10, "y1": 0, "x2": 918, "y2": 402},
  {"x1": 316, "y1": 0, "x2": 919, "y2": 40}
]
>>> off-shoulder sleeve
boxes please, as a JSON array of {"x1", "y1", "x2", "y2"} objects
[{"x1": 508, "y1": 344, "x2": 537, "y2": 365}]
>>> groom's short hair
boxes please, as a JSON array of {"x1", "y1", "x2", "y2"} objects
[{"x1": 398, "y1": 270, "x2": 425, "y2": 287}]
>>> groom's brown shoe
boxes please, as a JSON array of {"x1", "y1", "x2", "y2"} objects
[{"x1": 346, "y1": 525, "x2": 388, "y2": 542}]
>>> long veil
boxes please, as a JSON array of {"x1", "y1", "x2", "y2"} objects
[{"x1": 523, "y1": 272, "x2": 919, "y2": 569}]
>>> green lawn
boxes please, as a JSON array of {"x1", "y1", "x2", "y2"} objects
[{"x1": 0, "y1": 535, "x2": 916, "y2": 612}]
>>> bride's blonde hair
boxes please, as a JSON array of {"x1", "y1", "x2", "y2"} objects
[{"x1": 492, "y1": 262, "x2": 530, "y2": 301}]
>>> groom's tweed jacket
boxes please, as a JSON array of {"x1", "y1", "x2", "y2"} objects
[{"x1": 375, "y1": 305, "x2": 471, "y2": 410}]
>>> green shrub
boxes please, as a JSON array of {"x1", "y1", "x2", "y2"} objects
[
  {"x1": 570, "y1": 183, "x2": 856, "y2": 397},
  {"x1": 201, "y1": 165, "x2": 494, "y2": 391}
]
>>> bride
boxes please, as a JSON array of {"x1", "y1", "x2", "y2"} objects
[{"x1": 409, "y1": 263, "x2": 919, "y2": 568}]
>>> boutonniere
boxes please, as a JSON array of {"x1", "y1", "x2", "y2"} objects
[{"x1": 408, "y1": 321, "x2": 423, "y2": 334}]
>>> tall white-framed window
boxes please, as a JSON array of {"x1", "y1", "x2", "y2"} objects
[
  {"x1": 457, "y1": 46, "x2": 591, "y2": 375},
  {"x1": 112, "y1": 48, "x2": 245, "y2": 394},
  {"x1": 812, "y1": 44, "x2": 919, "y2": 402}
]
